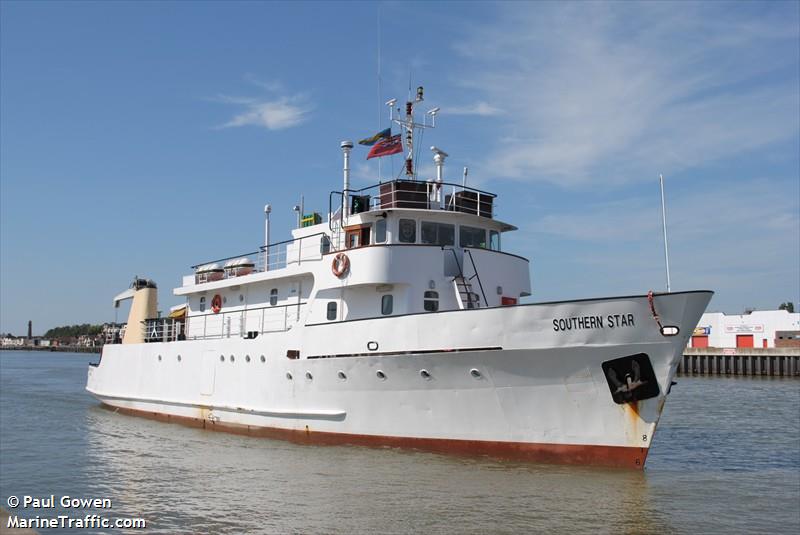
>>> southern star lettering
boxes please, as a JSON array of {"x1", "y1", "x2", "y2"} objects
[{"x1": 552, "y1": 314, "x2": 635, "y2": 332}]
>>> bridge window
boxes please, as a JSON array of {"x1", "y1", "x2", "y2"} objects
[
  {"x1": 424, "y1": 291, "x2": 439, "y2": 312},
  {"x1": 381, "y1": 294, "x2": 393, "y2": 315},
  {"x1": 399, "y1": 219, "x2": 416, "y2": 243},
  {"x1": 346, "y1": 225, "x2": 371, "y2": 249},
  {"x1": 490, "y1": 230, "x2": 500, "y2": 251},
  {"x1": 421, "y1": 221, "x2": 455, "y2": 246},
  {"x1": 199, "y1": 296, "x2": 206, "y2": 312},
  {"x1": 327, "y1": 301, "x2": 337, "y2": 321},
  {"x1": 374, "y1": 218, "x2": 387, "y2": 243},
  {"x1": 460, "y1": 225, "x2": 487, "y2": 248},
  {"x1": 270, "y1": 289, "x2": 278, "y2": 306}
]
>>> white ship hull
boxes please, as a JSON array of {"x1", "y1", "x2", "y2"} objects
[{"x1": 87, "y1": 290, "x2": 711, "y2": 469}]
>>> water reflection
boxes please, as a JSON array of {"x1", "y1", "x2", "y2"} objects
[{"x1": 84, "y1": 405, "x2": 672, "y2": 533}]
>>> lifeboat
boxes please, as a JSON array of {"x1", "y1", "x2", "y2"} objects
[{"x1": 194, "y1": 263, "x2": 224, "y2": 283}]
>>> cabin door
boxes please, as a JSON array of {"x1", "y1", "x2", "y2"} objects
[{"x1": 200, "y1": 350, "x2": 217, "y2": 396}]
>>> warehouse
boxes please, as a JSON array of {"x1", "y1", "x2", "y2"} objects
[{"x1": 688, "y1": 309, "x2": 800, "y2": 349}]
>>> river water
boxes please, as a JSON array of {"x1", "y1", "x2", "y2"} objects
[{"x1": 1, "y1": 351, "x2": 798, "y2": 534}]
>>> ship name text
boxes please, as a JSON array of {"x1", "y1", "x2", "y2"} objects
[{"x1": 552, "y1": 314, "x2": 635, "y2": 332}]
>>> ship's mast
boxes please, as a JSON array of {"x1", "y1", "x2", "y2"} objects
[{"x1": 387, "y1": 86, "x2": 439, "y2": 181}]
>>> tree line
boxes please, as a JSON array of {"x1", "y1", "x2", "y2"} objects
[{"x1": 43, "y1": 324, "x2": 104, "y2": 339}]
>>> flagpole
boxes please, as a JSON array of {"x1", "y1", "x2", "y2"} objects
[{"x1": 659, "y1": 173, "x2": 671, "y2": 293}]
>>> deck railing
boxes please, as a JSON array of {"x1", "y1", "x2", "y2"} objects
[
  {"x1": 183, "y1": 302, "x2": 307, "y2": 340},
  {"x1": 190, "y1": 232, "x2": 329, "y2": 285},
  {"x1": 330, "y1": 179, "x2": 497, "y2": 220},
  {"x1": 140, "y1": 302, "x2": 307, "y2": 342}
]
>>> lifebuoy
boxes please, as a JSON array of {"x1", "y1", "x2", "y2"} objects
[
  {"x1": 331, "y1": 252, "x2": 350, "y2": 278},
  {"x1": 211, "y1": 294, "x2": 222, "y2": 314}
]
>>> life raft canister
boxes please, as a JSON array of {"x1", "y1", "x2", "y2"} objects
[
  {"x1": 331, "y1": 252, "x2": 350, "y2": 278},
  {"x1": 211, "y1": 294, "x2": 222, "y2": 314}
]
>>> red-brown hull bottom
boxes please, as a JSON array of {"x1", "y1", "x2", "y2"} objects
[{"x1": 100, "y1": 403, "x2": 650, "y2": 470}]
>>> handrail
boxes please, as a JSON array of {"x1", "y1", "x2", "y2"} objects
[
  {"x1": 335, "y1": 179, "x2": 497, "y2": 198},
  {"x1": 257, "y1": 232, "x2": 328, "y2": 252},
  {"x1": 464, "y1": 249, "x2": 488, "y2": 307},
  {"x1": 186, "y1": 300, "x2": 305, "y2": 320},
  {"x1": 191, "y1": 251, "x2": 260, "y2": 270},
  {"x1": 191, "y1": 232, "x2": 329, "y2": 273}
]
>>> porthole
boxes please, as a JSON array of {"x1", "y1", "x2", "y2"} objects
[
  {"x1": 245, "y1": 355, "x2": 251, "y2": 363},
  {"x1": 306, "y1": 372, "x2": 313, "y2": 381},
  {"x1": 230, "y1": 355, "x2": 235, "y2": 363},
  {"x1": 470, "y1": 368, "x2": 482, "y2": 379},
  {"x1": 157, "y1": 355, "x2": 162, "y2": 362},
  {"x1": 260, "y1": 355, "x2": 266, "y2": 363},
  {"x1": 420, "y1": 369, "x2": 431, "y2": 380},
  {"x1": 337, "y1": 370, "x2": 347, "y2": 381},
  {"x1": 376, "y1": 370, "x2": 386, "y2": 380},
  {"x1": 286, "y1": 372, "x2": 293, "y2": 380},
  {"x1": 177, "y1": 355, "x2": 182, "y2": 362},
  {"x1": 220, "y1": 355, "x2": 225, "y2": 362}
]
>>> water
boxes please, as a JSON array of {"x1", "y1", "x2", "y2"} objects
[{"x1": 1, "y1": 351, "x2": 798, "y2": 534}]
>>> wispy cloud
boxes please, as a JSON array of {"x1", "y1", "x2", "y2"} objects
[
  {"x1": 446, "y1": 101, "x2": 503, "y2": 116},
  {"x1": 215, "y1": 78, "x2": 312, "y2": 131},
  {"x1": 219, "y1": 95, "x2": 311, "y2": 130},
  {"x1": 452, "y1": 2, "x2": 800, "y2": 185},
  {"x1": 521, "y1": 177, "x2": 799, "y2": 310}
]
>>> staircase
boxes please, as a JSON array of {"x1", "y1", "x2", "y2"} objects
[{"x1": 453, "y1": 276, "x2": 481, "y2": 309}]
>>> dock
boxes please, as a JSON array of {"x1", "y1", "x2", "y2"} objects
[{"x1": 679, "y1": 348, "x2": 800, "y2": 377}]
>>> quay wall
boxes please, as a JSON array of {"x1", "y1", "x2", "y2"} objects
[{"x1": 678, "y1": 348, "x2": 799, "y2": 377}]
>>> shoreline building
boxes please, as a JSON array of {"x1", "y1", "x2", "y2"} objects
[{"x1": 688, "y1": 309, "x2": 800, "y2": 349}]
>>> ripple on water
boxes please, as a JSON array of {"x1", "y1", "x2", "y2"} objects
[{"x1": 1, "y1": 352, "x2": 798, "y2": 534}]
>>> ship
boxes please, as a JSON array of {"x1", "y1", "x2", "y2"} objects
[{"x1": 86, "y1": 86, "x2": 713, "y2": 469}]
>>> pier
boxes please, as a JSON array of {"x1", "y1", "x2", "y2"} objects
[{"x1": 679, "y1": 348, "x2": 800, "y2": 377}]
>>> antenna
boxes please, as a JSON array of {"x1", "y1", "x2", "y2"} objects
[
  {"x1": 659, "y1": 174, "x2": 672, "y2": 292},
  {"x1": 385, "y1": 85, "x2": 438, "y2": 181},
  {"x1": 377, "y1": 5, "x2": 382, "y2": 182}
]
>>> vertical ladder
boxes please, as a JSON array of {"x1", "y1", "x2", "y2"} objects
[{"x1": 453, "y1": 276, "x2": 481, "y2": 309}]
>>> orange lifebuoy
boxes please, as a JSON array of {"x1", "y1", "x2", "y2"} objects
[
  {"x1": 211, "y1": 294, "x2": 222, "y2": 314},
  {"x1": 331, "y1": 252, "x2": 350, "y2": 278}
]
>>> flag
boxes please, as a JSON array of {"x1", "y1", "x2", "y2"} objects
[
  {"x1": 367, "y1": 134, "x2": 403, "y2": 159},
  {"x1": 358, "y1": 128, "x2": 391, "y2": 146}
]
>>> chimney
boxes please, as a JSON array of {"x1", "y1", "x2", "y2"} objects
[
  {"x1": 27, "y1": 320, "x2": 32, "y2": 340},
  {"x1": 341, "y1": 140, "x2": 354, "y2": 219}
]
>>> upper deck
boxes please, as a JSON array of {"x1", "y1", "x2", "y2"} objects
[{"x1": 335, "y1": 179, "x2": 498, "y2": 220}]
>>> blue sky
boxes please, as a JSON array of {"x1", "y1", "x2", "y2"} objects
[{"x1": 1, "y1": 1, "x2": 798, "y2": 335}]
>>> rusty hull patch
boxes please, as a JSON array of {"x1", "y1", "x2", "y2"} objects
[{"x1": 99, "y1": 402, "x2": 650, "y2": 470}]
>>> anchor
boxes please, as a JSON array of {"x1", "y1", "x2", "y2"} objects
[
  {"x1": 606, "y1": 360, "x2": 647, "y2": 395},
  {"x1": 602, "y1": 353, "x2": 660, "y2": 404}
]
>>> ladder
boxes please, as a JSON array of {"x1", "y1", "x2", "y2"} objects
[{"x1": 453, "y1": 276, "x2": 481, "y2": 309}]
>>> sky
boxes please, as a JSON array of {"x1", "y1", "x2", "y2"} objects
[{"x1": 1, "y1": 1, "x2": 798, "y2": 335}]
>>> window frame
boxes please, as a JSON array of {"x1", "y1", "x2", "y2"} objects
[
  {"x1": 398, "y1": 218, "x2": 417, "y2": 243},
  {"x1": 381, "y1": 294, "x2": 393, "y2": 316},
  {"x1": 374, "y1": 218, "x2": 387, "y2": 243},
  {"x1": 489, "y1": 230, "x2": 501, "y2": 251},
  {"x1": 459, "y1": 225, "x2": 487, "y2": 249},
  {"x1": 423, "y1": 290, "x2": 439, "y2": 312},
  {"x1": 421, "y1": 221, "x2": 455, "y2": 246}
]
